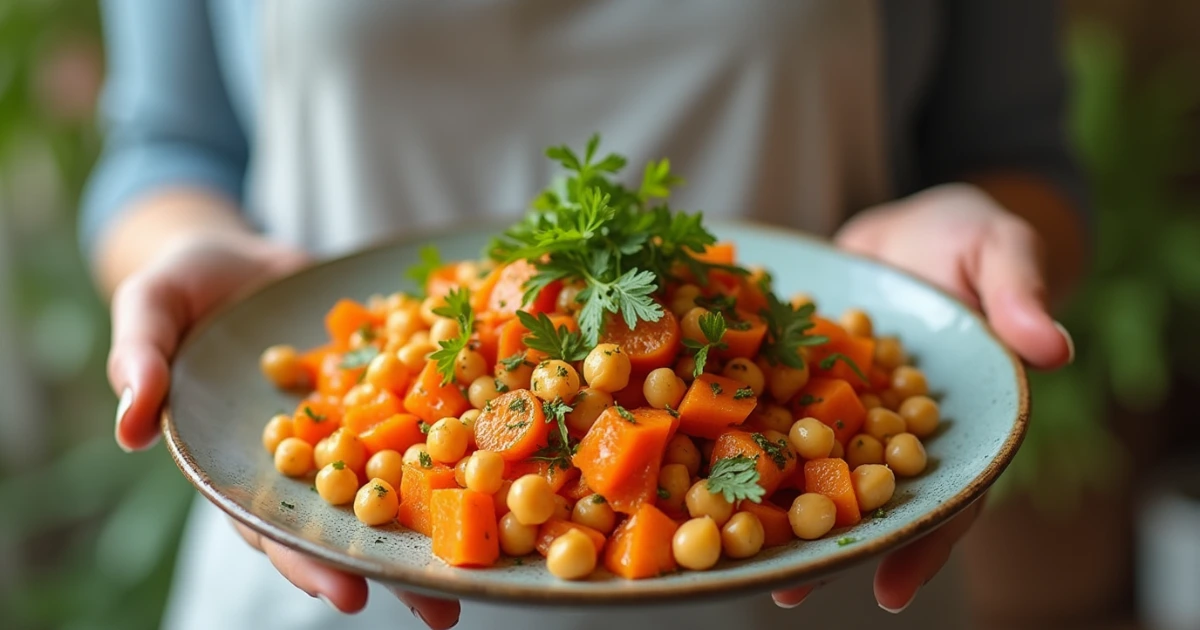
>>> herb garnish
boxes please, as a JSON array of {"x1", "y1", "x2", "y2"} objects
[
  {"x1": 798, "y1": 394, "x2": 823, "y2": 406},
  {"x1": 428, "y1": 287, "x2": 475, "y2": 385},
  {"x1": 657, "y1": 487, "x2": 670, "y2": 500},
  {"x1": 405, "y1": 245, "x2": 443, "y2": 299},
  {"x1": 615, "y1": 405, "x2": 637, "y2": 424},
  {"x1": 836, "y1": 536, "x2": 858, "y2": 546},
  {"x1": 303, "y1": 406, "x2": 326, "y2": 423},
  {"x1": 373, "y1": 484, "x2": 389, "y2": 498},
  {"x1": 709, "y1": 381, "x2": 724, "y2": 396},
  {"x1": 759, "y1": 294, "x2": 828, "y2": 367},
  {"x1": 516, "y1": 311, "x2": 590, "y2": 363},
  {"x1": 418, "y1": 421, "x2": 432, "y2": 435},
  {"x1": 733, "y1": 386, "x2": 755, "y2": 400},
  {"x1": 682, "y1": 311, "x2": 728, "y2": 377},
  {"x1": 530, "y1": 397, "x2": 576, "y2": 469},
  {"x1": 280, "y1": 501, "x2": 295, "y2": 510},
  {"x1": 498, "y1": 352, "x2": 529, "y2": 372},
  {"x1": 751, "y1": 433, "x2": 791, "y2": 470},
  {"x1": 706, "y1": 455, "x2": 765, "y2": 504},
  {"x1": 508, "y1": 397, "x2": 528, "y2": 413},
  {"x1": 340, "y1": 345, "x2": 380, "y2": 369},
  {"x1": 418, "y1": 451, "x2": 433, "y2": 469},
  {"x1": 591, "y1": 494, "x2": 607, "y2": 504},
  {"x1": 331, "y1": 460, "x2": 345, "y2": 470},
  {"x1": 818, "y1": 352, "x2": 869, "y2": 383}
]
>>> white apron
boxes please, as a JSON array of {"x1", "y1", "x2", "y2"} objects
[{"x1": 164, "y1": 1, "x2": 968, "y2": 628}]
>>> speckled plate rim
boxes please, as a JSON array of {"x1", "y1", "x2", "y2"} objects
[{"x1": 161, "y1": 218, "x2": 1029, "y2": 606}]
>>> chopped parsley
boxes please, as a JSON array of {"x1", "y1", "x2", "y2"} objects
[
  {"x1": 556, "y1": 365, "x2": 569, "y2": 378},
  {"x1": 706, "y1": 455, "x2": 765, "y2": 504},
  {"x1": 508, "y1": 397, "x2": 528, "y2": 413},
  {"x1": 373, "y1": 484, "x2": 389, "y2": 498},
  {"x1": 836, "y1": 536, "x2": 858, "y2": 547},
  {"x1": 591, "y1": 494, "x2": 607, "y2": 504},
  {"x1": 517, "y1": 311, "x2": 590, "y2": 363},
  {"x1": 733, "y1": 386, "x2": 755, "y2": 400},
  {"x1": 751, "y1": 433, "x2": 791, "y2": 470},
  {"x1": 303, "y1": 406, "x2": 326, "y2": 423},
  {"x1": 798, "y1": 394, "x2": 824, "y2": 406},
  {"x1": 418, "y1": 421, "x2": 432, "y2": 435},
  {"x1": 664, "y1": 403, "x2": 680, "y2": 418},
  {"x1": 709, "y1": 381, "x2": 724, "y2": 396},
  {"x1": 759, "y1": 294, "x2": 828, "y2": 367},
  {"x1": 505, "y1": 420, "x2": 529, "y2": 431},
  {"x1": 428, "y1": 287, "x2": 475, "y2": 385},
  {"x1": 498, "y1": 352, "x2": 529, "y2": 372},
  {"x1": 682, "y1": 311, "x2": 728, "y2": 377},
  {"x1": 404, "y1": 245, "x2": 443, "y2": 299},
  {"x1": 280, "y1": 501, "x2": 296, "y2": 510},
  {"x1": 494, "y1": 378, "x2": 509, "y2": 393},
  {"x1": 615, "y1": 404, "x2": 637, "y2": 423},
  {"x1": 331, "y1": 460, "x2": 346, "y2": 470},
  {"x1": 418, "y1": 451, "x2": 433, "y2": 469},
  {"x1": 530, "y1": 397, "x2": 575, "y2": 470},
  {"x1": 657, "y1": 487, "x2": 670, "y2": 500},
  {"x1": 374, "y1": 537, "x2": 385, "y2": 544},
  {"x1": 871, "y1": 508, "x2": 888, "y2": 519},
  {"x1": 819, "y1": 352, "x2": 869, "y2": 383}
]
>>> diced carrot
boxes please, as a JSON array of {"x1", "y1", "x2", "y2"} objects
[
  {"x1": 868, "y1": 366, "x2": 891, "y2": 392},
  {"x1": 676, "y1": 374, "x2": 757, "y2": 439},
  {"x1": 692, "y1": 242, "x2": 736, "y2": 265},
  {"x1": 709, "y1": 430, "x2": 797, "y2": 497},
  {"x1": 599, "y1": 308, "x2": 681, "y2": 373},
  {"x1": 315, "y1": 352, "x2": 365, "y2": 398},
  {"x1": 604, "y1": 504, "x2": 679, "y2": 579},
  {"x1": 298, "y1": 344, "x2": 336, "y2": 388},
  {"x1": 738, "y1": 500, "x2": 794, "y2": 548},
  {"x1": 325, "y1": 299, "x2": 377, "y2": 350},
  {"x1": 535, "y1": 519, "x2": 606, "y2": 557},
  {"x1": 291, "y1": 396, "x2": 343, "y2": 445},
  {"x1": 402, "y1": 361, "x2": 471, "y2": 424},
  {"x1": 342, "y1": 389, "x2": 402, "y2": 435},
  {"x1": 792, "y1": 378, "x2": 866, "y2": 445},
  {"x1": 808, "y1": 318, "x2": 874, "y2": 388},
  {"x1": 472, "y1": 313, "x2": 502, "y2": 368},
  {"x1": 803, "y1": 458, "x2": 861, "y2": 527},
  {"x1": 398, "y1": 462, "x2": 458, "y2": 536},
  {"x1": 431, "y1": 489, "x2": 500, "y2": 567},
  {"x1": 473, "y1": 390, "x2": 550, "y2": 461},
  {"x1": 718, "y1": 311, "x2": 768, "y2": 360},
  {"x1": 503, "y1": 460, "x2": 580, "y2": 494},
  {"x1": 735, "y1": 276, "x2": 770, "y2": 315},
  {"x1": 559, "y1": 476, "x2": 594, "y2": 502},
  {"x1": 483, "y1": 260, "x2": 561, "y2": 320},
  {"x1": 601, "y1": 455, "x2": 659, "y2": 515},
  {"x1": 573, "y1": 407, "x2": 674, "y2": 513},
  {"x1": 358, "y1": 413, "x2": 425, "y2": 456}
]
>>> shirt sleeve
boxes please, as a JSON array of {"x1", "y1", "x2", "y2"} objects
[
  {"x1": 80, "y1": 0, "x2": 249, "y2": 256},
  {"x1": 914, "y1": 0, "x2": 1089, "y2": 216}
]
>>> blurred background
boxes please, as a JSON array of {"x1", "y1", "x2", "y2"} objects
[{"x1": 0, "y1": 1, "x2": 1198, "y2": 629}]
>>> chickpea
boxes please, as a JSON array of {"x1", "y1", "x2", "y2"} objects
[
  {"x1": 572, "y1": 495, "x2": 617, "y2": 534},
  {"x1": 885, "y1": 433, "x2": 928, "y2": 477},
  {"x1": 839, "y1": 308, "x2": 873, "y2": 338},
  {"x1": 874, "y1": 336, "x2": 908, "y2": 371},
  {"x1": 419, "y1": 295, "x2": 447, "y2": 326},
  {"x1": 385, "y1": 307, "x2": 423, "y2": 344},
  {"x1": 468, "y1": 375, "x2": 502, "y2": 410},
  {"x1": 454, "y1": 457, "x2": 469, "y2": 487},
  {"x1": 859, "y1": 393, "x2": 883, "y2": 410},
  {"x1": 426, "y1": 418, "x2": 470, "y2": 464},
  {"x1": 460, "y1": 408, "x2": 481, "y2": 448},
  {"x1": 851, "y1": 464, "x2": 896, "y2": 512},
  {"x1": 685, "y1": 480, "x2": 734, "y2": 526},
  {"x1": 789, "y1": 417, "x2": 835, "y2": 460},
  {"x1": 260, "y1": 345, "x2": 307, "y2": 389},
  {"x1": 274, "y1": 437, "x2": 314, "y2": 477},
  {"x1": 262, "y1": 414, "x2": 294, "y2": 454},
  {"x1": 673, "y1": 517, "x2": 722, "y2": 571},
  {"x1": 430, "y1": 316, "x2": 461, "y2": 345},
  {"x1": 507, "y1": 474, "x2": 556, "y2": 525},
  {"x1": 790, "y1": 292, "x2": 815, "y2": 310},
  {"x1": 657, "y1": 464, "x2": 692, "y2": 515},
  {"x1": 898, "y1": 395, "x2": 940, "y2": 438},
  {"x1": 829, "y1": 439, "x2": 845, "y2": 459},
  {"x1": 547, "y1": 529, "x2": 598, "y2": 580},
  {"x1": 845, "y1": 434, "x2": 885, "y2": 469},
  {"x1": 555, "y1": 283, "x2": 584, "y2": 314},
  {"x1": 530, "y1": 360, "x2": 581, "y2": 402},
  {"x1": 582, "y1": 344, "x2": 632, "y2": 393},
  {"x1": 408, "y1": 330, "x2": 431, "y2": 347},
  {"x1": 768, "y1": 364, "x2": 810, "y2": 403},
  {"x1": 879, "y1": 389, "x2": 903, "y2": 411},
  {"x1": 341, "y1": 382, "x2": 380, "y2": 408},
  {"x1": 493, "y1": 479, "x2": 513, "y2": 517},
  {"x1": 398, "y1": 341, "x2": 437, "y2": 371},
  {"x1": 365, "y1": 449, "x2": 404, "y2": 489},
  {"x1": 455, "y1": 348, "x2": 488, "y2": 385},
  {"x1": 495, "y1": 354, "x2": 534, "y2": 392},
  {"x1": 402, "y1": 443, "x2": 429, "y2": 467},
  {"x1": 365, "y1": 352, "x2": 409, "y2": 393},
  {"x1": 552, "y1": 495, "x2": 572, "y2": 521},
  {"x1": 789, "y1": 493, "x2": 837, "y2": 540},
  {"x1": 354, "y1": 478, "x2": 399, "y2": 526},
  {"x1": 891, "y1": 366, "x2": 929, "y2": 400},
  {"x1": 722, "y1": 358, "x2": 765, "y2": 396},
  {"x1": 316, "y1": 461, "x2": 360, "y2": 505},
  {"x1": 721, "y1": 511, "x2": 765, "y2": 559},
  {"x1": 313, "y1": 437, "x2": 335, "y2": 470},
  {"x1": 864, "y1": 408, "x2": 907, "y2": 442},
  {"x1": 643, "y1": 368, "x2": 687, "y2": 410},
  {"x1": 324, "y1": 429, "x2": 368, "y2": 473},
  {"x1": 498, "y1": 511, "x2": 538, "y2": 556},
  {"x1": 669, "y1": 284, "x2": 702, "y2": 317},
  {"x1": 680, "y1": 307, "x2": 710, "y2": 345},
  {"x1": 565, "y1": 388, "x2": 613, "y2": 435},
  {"x1": 663, "y1": 434, "x2": 702, "y2": 477},
  {"x1": 754, "y1": 404, "x2": 794, "y2": 435},
  {"x1": 464, "y1": 450, "x2": 505, "y2": 495}
]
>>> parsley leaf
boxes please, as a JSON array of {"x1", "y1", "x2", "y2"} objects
[
  {"x1": 733, "y1": 386, "x2": 755, "y2": 400},
  {"x1": 340, "y1": 345, "x2": 380, "y2": 369},
  {"x1": 530, "y1": 397, "x2": 575, "y2": 470},
  {"x1": 331, "y1": 460, "x2": 345, "y2": 470},
  {"x1": 516, "y1": 311, "x2": 590, "y2": 363},
  {"x1": 498, "y1": 352, "x2": 529, "y2": 372},
  {"x1": 280, "y1": 501, "x2": 295, "y2": 510},
  {"x1": 428, "y1": 287, "x2": 474, "y2": 385},
  {"x1": 759, "y1": 293, "x2": 828, "y2": 368},
  {"x1": 404, "y1": 245, "x2": 443, "y2": 299},
  {"x1": 706, "y1": 456, "x2": 765, "y2": 504},
  {"x1": 418, "y1": 451, "x2": 433, "y2": 469},
  {"x1": 418, "y1": 421, "x2": 432, "y2": 435},
  {"x1": 836, "y1": 536, "x2": 858, "y2": 547},
  {"x1": 303, "y1": 406, "x2": 326, "y2": 423},
  {"x1": 818, "y1": 352, "x2": 869, "y2": 383},
  {"x1": 591, "y1": 494, "x2": 607, "y2": 504},
  {"x1": 614, "y1": 405, "x2": 637, "y2": 423},
  {"x1": 681, "y1": 311, "x2": 728, "y2": 377}
]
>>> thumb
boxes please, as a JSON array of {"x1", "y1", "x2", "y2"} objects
[{"x1": 971, "y1": 219, "x2": 1074, "y2": 370}]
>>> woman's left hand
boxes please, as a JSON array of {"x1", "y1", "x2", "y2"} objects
[{"x1": 771, "y1": 182, "x2": 1075, "y2": 612}]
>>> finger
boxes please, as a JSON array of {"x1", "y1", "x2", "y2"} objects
[
  {"x1": 770, "y1": 583, "x2": 817, "y2": 609},
  {"x1": 873, "y1": 498, "x2": 985, "y2": 613},
  {"x1": 107, "y1": 273, "x2": 190, "y2": 451},
  {"x1": 389, "y1": 589, "x2": 462, "y2": 629},
  {"x1": 233, "y1": 521, "x2": 369, "y2": 613},
  {"x1": 971, "y1": 220, "x2": 1073, "y2": 370}
]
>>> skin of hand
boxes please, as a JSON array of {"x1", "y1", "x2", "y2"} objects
[{"x1": 770, "y1": 180, "x2": 1081, "y2": 612}]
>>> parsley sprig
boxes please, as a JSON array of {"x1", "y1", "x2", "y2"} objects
[
  {"x1": 530, "y1": 397, "x2": 575, "y2": 470},
  {"x1": 819, "y1": 352, "x2": 869, "y2": 383},
  {"x1": 428, "y1": 287, "x2": 474, "y2": 385},
  {"x1": 405, "y1": 245, "x2": 443, "y2": 299},
  {"x1": 681, "y1": 311, "x2": 728, "y2": 377},
  {"x1": 340, "y1": 345, "x2": 380, "y2": 369},
  {"x1": 706, "y1": 455, "x2": 765, "y2": 504},
  {"x1": 517, "y1": 311, "x2": 590, "y2": 363},
  {"x1": 759, "y1": 294, "x2": 828, "y2": 368}
]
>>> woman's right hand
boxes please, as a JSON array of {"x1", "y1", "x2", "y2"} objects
[{"x1": 106, "y1": 231, "x2": 461, "y2": 628}]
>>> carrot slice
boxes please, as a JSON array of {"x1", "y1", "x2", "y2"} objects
[
  {"x1": 803, "y1": 458, "x2": 861, "y2": 527},
  {"x1": 325, "y1": 299, "x2": 377, "y2": 350},
  {"x1": 738, "y1": 500, "x2": 794, "y2": 547},
  {"x1": 709, "y1": 430, "x2": 797, "y2": 497},
  {"x1": 604, "y1": 503, "x2": 679, "y2": 579},
  {"x1": 431, "y1": 489, "x2": 500, "y2": 567},
  {"x1": 676, "y1": 374, "x2": 757, "y2": 439},
  {"x1": 358, "y1": 413, "x2": 425, "y2": 456},
  {"x1": 792, "y1": 378, "x2": 866, "y2": 445},
  {"x1": 483, "y1": 260, "x2": 561, "y2": 319},
  {"x1": 291, "y1": 396, "x2": 342, "y2": 445},
  {"x1": 717, "y1": 311, "x2": 768, "y2": 360},
  {"x1": 473, "y1": 390, "x2": 550, "y2": 461},
  {"x1": 808, "y1": 318, "x2": 874, "y2": 388},
  {"x1": 535, "y1": 519, "x2": 606, "y2": 557},
  {"x1": 398, "y1": 462, "x2": 458, "y2": 536},
  {"x1": 342, "y1": 389, "x2": 402, "y2": 435},
  {"x1": 572, "y1": 407, "x2": 674, "y2": 513},
  {"x1": 599, "y1": 308, "x2": 681, "y2": 373},
  {"x1": 402, "y1": 360, "x2": 471, "y2": 424}
]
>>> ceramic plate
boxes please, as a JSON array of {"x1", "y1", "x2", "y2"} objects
[{"x1": 163, "y1": 220, "x2": 1028, "y2": 605}]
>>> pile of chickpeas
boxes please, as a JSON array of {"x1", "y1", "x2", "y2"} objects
[{"x1": 258, "y1": 268, "x2": 942, "y2": 580}]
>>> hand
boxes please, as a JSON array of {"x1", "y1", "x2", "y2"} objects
[
  {"x1": 106, "y1": 232, "x2": 461, "y2": 627},
  {"x1": 771, "y1": 183, "x2": 1075, "y2": 611}
]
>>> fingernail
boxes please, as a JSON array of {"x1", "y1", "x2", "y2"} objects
[
  {"x1": 316, "y1": 594, "x2": 338, "y2": 612},
  {"x1": 1053, "y1": 320, "x2": 1075, "y2": 364},
  {"x1": 773, "y1": 597, "x2": 804, "y2": 609},
  {"x1": 879, "y1": 590, "x2": 917, "y2": 614},
  {"x1": 411, "y1": 607, "x2": 427, "y2": 625},
  {"x1": 115, "y1": 387, "x2": 134, "y2": 453}
]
